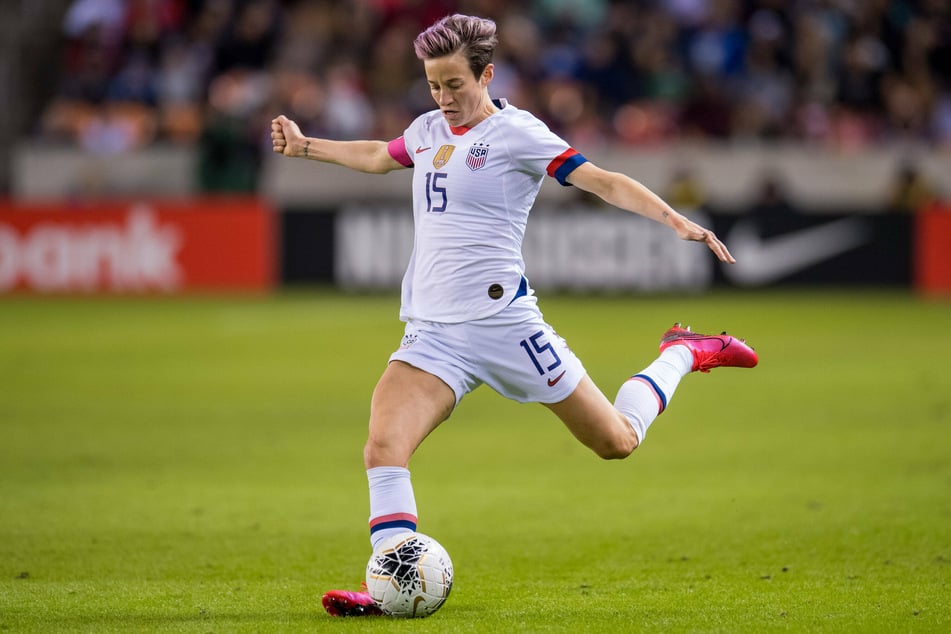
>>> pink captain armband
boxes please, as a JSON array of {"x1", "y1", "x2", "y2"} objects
[{"x1": 387, "y1": 137, "x2": 414, "y2": 168}]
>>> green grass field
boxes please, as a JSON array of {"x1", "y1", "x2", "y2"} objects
[{"x1": 1, "y1": 289, "x2": 949, "y2": 632}]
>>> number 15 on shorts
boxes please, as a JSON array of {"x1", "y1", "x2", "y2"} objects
[{"x1": 519, "y1": 330, "x2": 563, "y2": 376}]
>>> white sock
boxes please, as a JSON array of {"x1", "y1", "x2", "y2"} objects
[
  {"x1": 367, "y1": 466, "x2": 417, "y2": 550},
  {"x1": 614, "y1": 346, "x2": 693, "y2": 444}
]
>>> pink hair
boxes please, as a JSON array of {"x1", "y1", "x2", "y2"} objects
[{"x1": 413, "y1": 14, "x2": 498, "y2": 77}]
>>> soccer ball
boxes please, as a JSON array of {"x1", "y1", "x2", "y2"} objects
[{"x1": 365, "y1": 532, "x2": 453, "y2": 618}]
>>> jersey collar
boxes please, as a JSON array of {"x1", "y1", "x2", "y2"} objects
[{"x1": 448, "y1": 98, "x2": 508, "y2": 136}]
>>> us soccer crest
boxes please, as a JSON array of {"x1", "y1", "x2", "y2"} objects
[{"x1": 465, "y1": 143, "x2": 490, "y2": 171}]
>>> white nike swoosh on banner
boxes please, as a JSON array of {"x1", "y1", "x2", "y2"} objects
[{"x1": 724, "y1": 217, "x2": 872, "y2": 286}]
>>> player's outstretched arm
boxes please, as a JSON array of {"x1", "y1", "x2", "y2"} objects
[
  {"x1": 566, "y1": 162, "x2": 735, "y2": 264},
  {"x1": 270, "y1": 115, "x2": 404, "y2": 174}
]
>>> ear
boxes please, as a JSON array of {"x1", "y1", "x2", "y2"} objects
[{"x1": 481, "y1": 63, "x2": 494, "y2": 87}]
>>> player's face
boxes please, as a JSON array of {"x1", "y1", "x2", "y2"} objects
[{"x1": 424, "y1": 52, "x2": 494, "y2": 128}]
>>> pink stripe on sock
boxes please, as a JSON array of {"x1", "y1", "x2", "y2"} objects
[
  {"x1": 369, "y1": 512, "x2": 418, "y2": 529},
  {"x1": 628, "y1": 376, "x2": 665, "y2": 415}
]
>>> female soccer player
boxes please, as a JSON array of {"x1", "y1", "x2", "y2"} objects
[{"x1": 270, "y1": 14, "x2": 758, "y2": 617}]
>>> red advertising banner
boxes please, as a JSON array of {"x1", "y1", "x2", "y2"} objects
[
  {"x1": 0, "y1": 198, "x2": 275, "y2": 293},
  {"x1": 915, "y1": 202, "x2": 951, "y2": 296}
]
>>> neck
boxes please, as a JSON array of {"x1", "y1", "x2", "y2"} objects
[{"x1": 467, "y1": 95, "x2": 498, "y2": 128}]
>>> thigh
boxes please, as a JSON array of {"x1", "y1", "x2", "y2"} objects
[
  {"x1": 388, "y1": 320, "x2": 481, "y2": 405},
  {"x1": 474, "y1": 300, "x2": 586, "y2": 404},
  {"x1": 365, "y1": 360, "x2": 457, "y2": 468},
  {"x1": 543, "y1": 375, "x2": 639, "y2": 458}
]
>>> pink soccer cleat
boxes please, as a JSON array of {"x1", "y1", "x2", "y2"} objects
[
  {"x1": 322, "y1": 582, "x2": 383, "y2": 617},
  {"x1": 659, "y1": 323, "x2": 758, "y2": 373}
]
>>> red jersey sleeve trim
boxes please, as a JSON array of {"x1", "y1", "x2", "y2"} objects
[{"x1": 546, "y1": 148, "x2": 587, "y2": 186}]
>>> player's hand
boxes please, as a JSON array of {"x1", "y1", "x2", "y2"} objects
[
  {"x1": 271, "y1": 115, "x2": 305, "y2": 157},
  {"x1": 670, "y1": 214, "x2": 736, "y2": 264}
]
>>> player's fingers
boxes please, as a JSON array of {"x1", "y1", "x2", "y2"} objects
[
  {"x1": 706, "y1": 232, "x2": 736, "y2": 263},
  {"x1": 271, "y1": 120, "x2": 287, "y2": 153}
]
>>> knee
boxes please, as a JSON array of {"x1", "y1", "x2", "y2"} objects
[
  {"x1": 592, "y1": 430, "x2": 639, "y2": 460},
  {"x1": 364, "y1": 433, "x2": 409, "y2": 469},
  {"x1": 363, "y1": 435, "x2": 388, "y2": 469}
]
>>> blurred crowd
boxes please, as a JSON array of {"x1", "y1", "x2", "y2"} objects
[{"x1": 37, "y1": 0, "x2": 951, "y2": 190}]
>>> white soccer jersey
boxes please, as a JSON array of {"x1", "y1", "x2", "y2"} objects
[{"x1": 387, "y1": 99, "x2": 587, "y2": 323}]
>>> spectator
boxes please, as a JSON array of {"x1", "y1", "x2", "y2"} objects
[
  {"x1": 748, "y1": 173, "x2": 799, "y2": 231},
  {"x1": 32, "y1": 0, "x2": 951, "y2": 186},
  {"x1": 665, "y1": 166, "x2": 706, "y2": 211},
  {"x1": 887, "y1": 161, "x2": 937, "y2": 213}
]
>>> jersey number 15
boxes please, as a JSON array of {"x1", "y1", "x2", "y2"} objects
[{"x1": 424, "y1": 172, "x2": 448, "y2": 213}]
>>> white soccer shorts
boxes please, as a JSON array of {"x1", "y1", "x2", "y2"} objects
[{"x1": 389, "y1": 295, "x2": 586, "y2": 406}]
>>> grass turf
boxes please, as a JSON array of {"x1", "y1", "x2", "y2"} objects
[{"x1": 1, "y1": 289, "x2": 949, "y2": 632}]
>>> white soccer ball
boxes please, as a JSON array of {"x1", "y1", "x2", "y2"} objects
[{"x1": 365, "y1": 532, "x2": 453, "y2": 618}]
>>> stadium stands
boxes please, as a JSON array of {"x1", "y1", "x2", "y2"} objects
[{"x1": 5, "y1": 1, "x2": 950, "y2": 202}]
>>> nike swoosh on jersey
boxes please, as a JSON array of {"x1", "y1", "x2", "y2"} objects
[
  {"x1": 547, "y1": 371, "x2": 567, "y2": 387},
  {"x1": 415, "y1": 146, "x2": 431, "y2": 154},
  {"x1": 724, "y1": 217, "x2": 871, "y2": 286}
]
